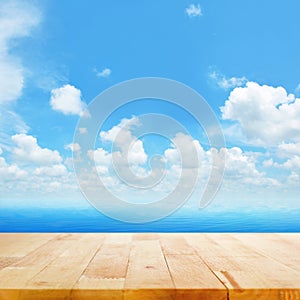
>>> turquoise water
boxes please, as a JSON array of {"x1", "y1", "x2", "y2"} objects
[{"x1": 0, "y1": 207, "x2": 299, "y2": 232}]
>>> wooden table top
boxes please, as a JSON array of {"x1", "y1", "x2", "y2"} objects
[{"x1": 0, "y1": 233, "x2": 299, "y2": 299}]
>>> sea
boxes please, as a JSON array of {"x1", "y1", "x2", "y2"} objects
[{"x1": 0, "y1": 207, "x2": 299, "y2": 232}]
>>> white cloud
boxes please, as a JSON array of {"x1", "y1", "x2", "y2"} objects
[
  {"x1": 33, "y1": 164, "x2": 67, "y2": 177},
  {"x1": 221, "y1": 82, "x2": 300, "y2": 145},
  {"x1": 279, "y1": 156, "x2": 300, "y2": 171},
  {"x1": 98, "y1": 117, "x2": 147, "y2": 167},
  {"x1": 99, "y1": 117, "x2": 147, "y2": 167},
  {"x1": 277, "y1": 142, "x2": 300, "y2": 157},
  {"x1": 95, "y1": 68, "x2": 111, "y2": 78},
  {"x1": 261, "y1": 142, "x2": 300, "y2": 175},
  {"x1": 0, "y1": 153, "x2": 27, "y2": 180},
  {"x1": 263, "y1": 158, "x2": 274, "y2": 168},
  {"x1": 12, "y1": 133, "x2": 62, "y2": 165},
  {"x1": 100, "y1": 117, "x2": 140, "y2": 144},
  {"x1": 164, "y1": 133, "x2": 204, "y2": 168},
  {"x1": 0, "y1": 1, "x2": 39, "y2": 151},
  {"x1": 274, "y1": 144, "x2": 300, "y2": 171},
  {"x1": 161, "y1": 143, "x2": 279, "y2": 197},
  {"x1": 287, "y1": 171, "x2": 300, "y2": 185},
  {"x1": 0, "y1": 59, "x2": 24, "y2": 103},
  {"x1": 185, "y1": 4, "x2": 202, "y2": 17},
  {"x1": 88, "y1": 147, "x2": 111, "y2": 166},
  {"x1": 0, "y1": 147, "x2": 27, "y2": 180},
  {"x1": 0, "y1": 158, "x2": 79, "y2": 204},
  {"x1": 206, "y1": 147, "x2": 279, "y2": 188},
  {"x1": 209, "y1": 70, "x2": 247, "y2": 90},
  {"x1": 0, "y1": 109, "x2": 29, "y2": 150},
  {"x1": 0, "y1": 0, "x2": 41, "y2": 103},
  {"x1": 65, "y1": 143, "x2": 81, "y2": 152},
  {"x1": 222, "y1": 147, "x2": 259, "y2": 178},
  {"x1": 50, "y1": 84, "x2": 87, "y2": 116},
  {"x1": 127, "y1": 140, "x2": 147, "y2": 165},
  {"x1": 75, "y1": 115, "x2": 300, "y2": 210},
  {"x1": 0, "y1": 134, "x2": 80, "y2": 205},
  {"x1": 94, "y1": 119, "x2": 279, "y2": 200}
]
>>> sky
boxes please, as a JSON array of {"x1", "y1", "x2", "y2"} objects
[{"x1": 0, "y1": 0, "x2": 300, "y2": 213}]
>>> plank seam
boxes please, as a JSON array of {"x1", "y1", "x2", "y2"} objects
[
  {"x1": 4, "y1": 234, "x2": 74, "y2": 299},
  {"x1": 122, "y1": 234, "x2": 132, "y2": 300},
  {"x1": 21, "y1": 234, "x2": 74, "y2": 279},
  {"x1": 159, "y1": 239, "x2": 177, "y2": 292},
  {"x1": 183, "y1": 236, "x2": 230, "y2": 300},
  {"x1": 20, "y1": 234, "x2": 83, "y2": 300},
  {"x1": 10, "y1": 233, "x2": 62, "y2": 267},
  {"x1": 70, "y1": 234, "x2": 106, "y2": 300}
]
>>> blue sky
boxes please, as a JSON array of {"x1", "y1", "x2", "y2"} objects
[{"x1": 1, "y1": 0, "x2": 300, "y2": 212}]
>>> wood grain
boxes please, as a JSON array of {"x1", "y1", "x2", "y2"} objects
[
  {"x1": 73, "y1": 233, "x2": 131, "y2": 300},
  {"x1": 0, "y1": 233, "x2": 298, "y2": 300},
  {"x1": 124, "y1": 238, "x2": 175, "y2": 300},
  {"x1": 186, "y1": 233, "x2": 300, "y2": 300}
]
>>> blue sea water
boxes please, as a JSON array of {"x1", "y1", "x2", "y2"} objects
[{"x1": 0, "y1": 207, "x2": 299, "y2": 232}]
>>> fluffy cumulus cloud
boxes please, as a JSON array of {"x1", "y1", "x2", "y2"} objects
[
  {"x1": 287, "y1": 171, "x2": 300, "y2": 185},
  {"x1": 0, "y1": 0, "x2": 41, "y2": 103},
  {"x1": 33, "y1": 164, "x2": 67, "y2": 177},
  {"x1": 88, "y1": 147, "x2": 111, "y2": 175},
  {"x1": 279, "y1": 156, "x2": 300, "y2": 171},
  {"x1": 164, "y1": 133, "x2": 204, "y2": 169},
  {"x1": 96, "y1": 117, "x2": 147, "y2": 169},
  {"x1": 84, "y1": 116, "x2": 281, "y2": 206},
  {"x1": 209, "y1": 70, "x2": 247, "y2": 90},
  {"x1": 277, "y1": 142, "x2": 300, "y2": 157},
  {"x1": 164, "y1": 138, "x2": 277, "y2": 188},
  {"x1": 12, "y1": 133, "x2": 62, "y2": 165},
  {"x1": 272, "y1": 142, "x2": 300, "y2": 172},
  {"x1": 185, "y1": 4, "x2": 202, "y2": 17},
  {"x1": 0, "y1": 148, "x2": 27, "y2": 180},
  {"x1": 100, "y1": 117, "x2": 140, "y2": 143},
  {"x1": 220, "y1": 147, "x2": 278, "y2": 186},
  {"x1": 50, "y1": 84, "x2": 87, "y2": 116},
  {"x1": 127, "y1": 140, "x2": 147, "y2": 165},
  {"x1": 99, "y1": 117, "x2": 147, "y2": 166},
  {"x1": 0, "y1": 133, "x2": 79, "y2": 204},
  {"x1": 221, "y1": 82, "x2": 300, "y2": 145},
  {"x1": 95, "y1": 67, "x2": 111, "y2": 78}
]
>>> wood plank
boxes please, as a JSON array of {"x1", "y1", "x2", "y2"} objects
[
  {"x1": 204, "y1": 233, "x2": 262, "y2": 257},
  {"x1": 159, "y1": 233, "x2": 195, "y2": 255},
  {"x1": 0, "y1": 257, "x2": 20, "y2": 270},
  {"x1": 276, "y1": 233, "x2": 300, "y2": 249},
  {"x1": 132, "y1": 233, "x2": 158, "y2": 241},
  {"x1": 0, "y1": 234, "x2": 81, "y2": 299},
  {"x1": 124, "y1": 239, "x2": 175, "y2": 300},
  {"x1": 72, "y1": 233, "x2": 132, "y2": 300},
  {"x1": 185, "y1": 233, "x2": 232, "y2": 257},
  {"x1": 188, "y1": 234, "x2": 300, "y2": 300},
  {"x1": 164, "y1": 254, "x2": 227, "y2": 300},
  {"x1": 21, "y1": 234, "x2": 104, "y2": 300},
  {"x1": 0, "y1": 233, "x2": 299, "y2": 300},
  {"x1": 0, "y1": 233, "x2": 56, "y2": 257},
  {"x1": 160, "y1": 234, "x2": 227, "y2": 299},
  {"x1": 233, "y1": 233, "x2": 300, "y2": 272}
]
